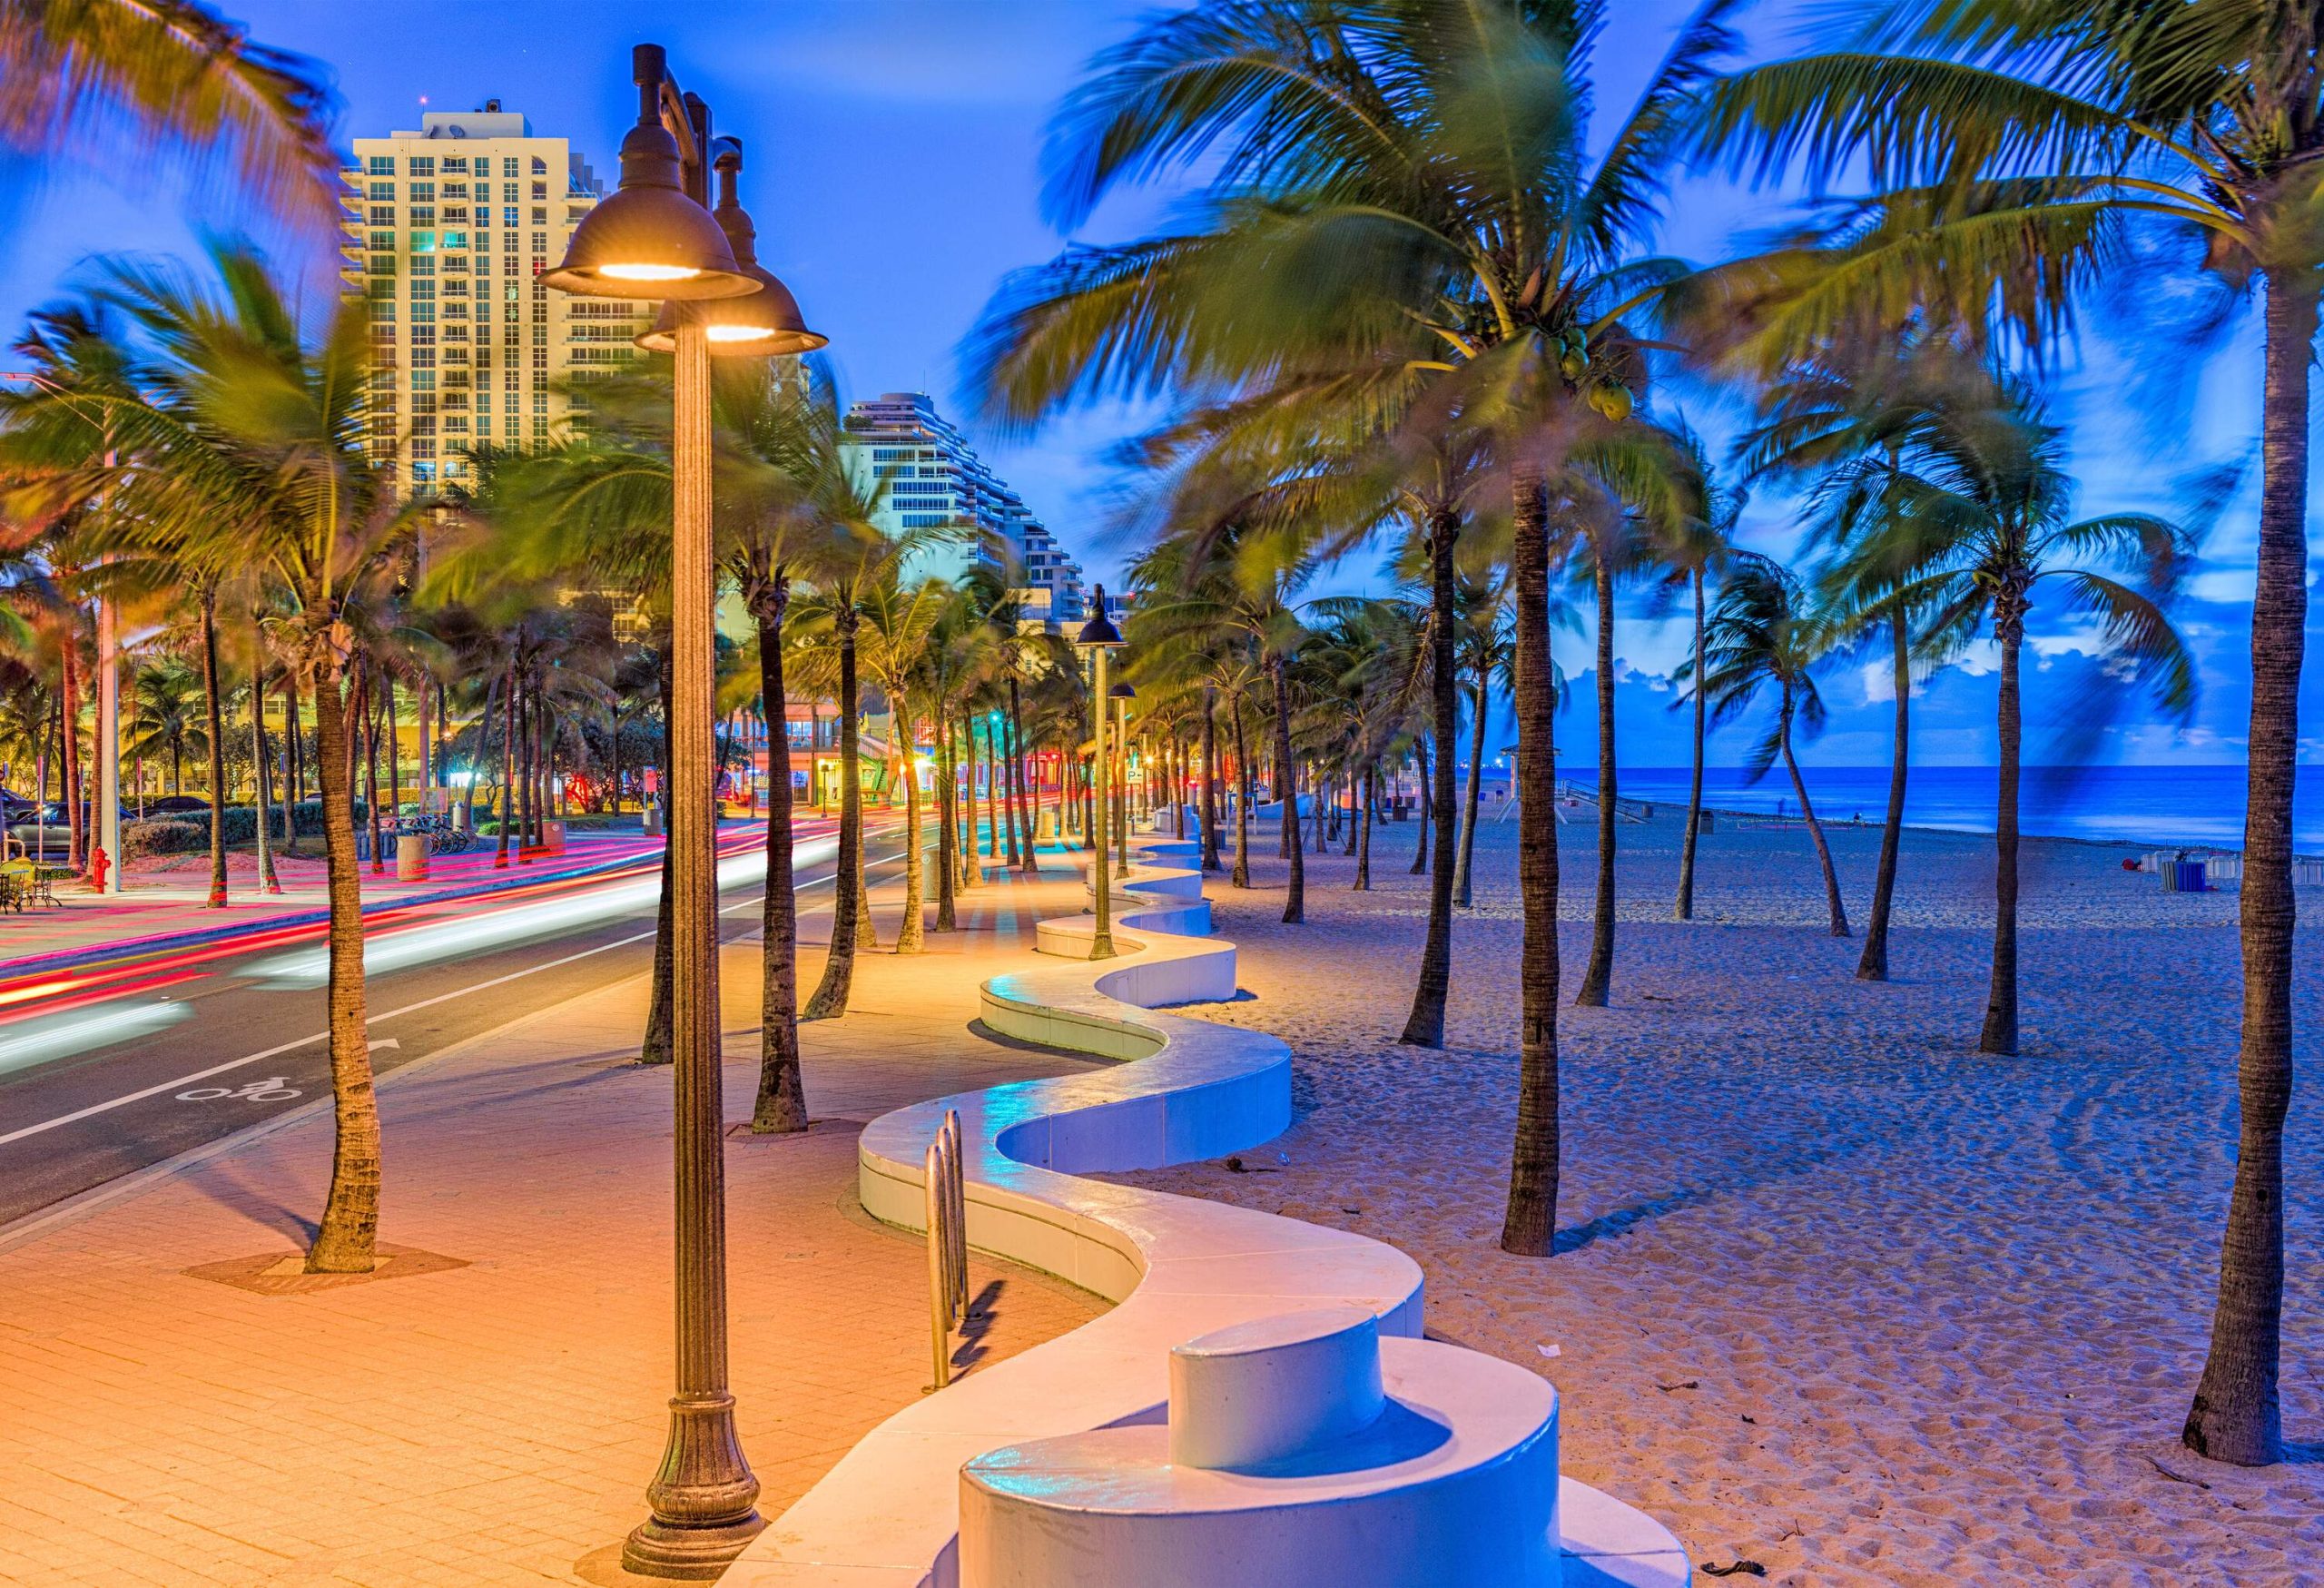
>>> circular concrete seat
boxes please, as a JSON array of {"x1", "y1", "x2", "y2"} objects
[{"x1": 958, "y1": 1309, "x2": 1562, "y2": 1588}]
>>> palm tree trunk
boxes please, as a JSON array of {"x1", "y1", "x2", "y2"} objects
[
  {"x1": 1676, "y1": 567, "x2": 1707, "y2": 921},
  {"x1": 251, "y1": 670, "x2": 281, "y2": 894},
  {"x1": 1400, "y1": 514, "x2": 1460, "y2": 1041},
  {"x1": 1777, "y1": 686, "x2": 1848, "y2": 937},
  {"x1": 1008, "y1": 675, "x2": 1035, "y2": 873},
  {"x1": 750, "y1": 578, "x2": 807, "y2": 1133},
  {"x1": 642, "y1": 646, "x2": 675, "y2": 1063},
  {"x1": 364, "y1": 666, "x2": 385, "y2": 875},
  {"x1": 980, "y1": 719, "x2": 998, "y2": 862},
  {"x1": 304, "y1": 660, "x2": 380, "y2": 1274},
  {"x1": 199, "y1": 588, "x2": 228, "y2": 909},
  {"x1": 805, "y1": 611, "x2": 863, "y2": 1018},
  {"x1": 934, "y1": 709, "x2": 958, "y2": 932},
  {"x1": 495, "y1": 656, "x2": 515, "y2": 868},
  {"x1": 1857, "y1": 611, "x2": 1910, "y2": 979},
  {"x1": 1501, "y1": 468, "x2": 1561, "y2": 1257},
  {"x1": 1409, "y1": 734, "x2": 1431, "y2": 875},
  {"x1": 1274, "y1": 656, "x2": 1303, "y2": 923},
  {"x1": 285, "y1": 670, "x2": 304, "y2": 805},
  {"x1": 1576, "y1": 550, "x2": 1617, "y2": 1007},
  {"x1": 1354, "y1": 762, "x2": 1374, "y2": 890},
  {"x1": 1455, "y1": 676, "x2": 1487, "y2": 908},
  {"x1": 1979, "y1": 607, "x2": 2024, "y2": 1055},
  {"x1": 1201, "y1": 688, "x2": 1223, "y2": 873},
  {"x1": 384, "y1": 676, "x2": 400, "y2": 840},
  {"x1": 1231, "y1": 693, "x2": 1253, "y2": 888},
  {"x1": 60, "y1": 642, "x2": 83, "y2": 873},
  {"x1": 892, "y1": 706, "x2": 920, "y2": 958},
  {"x1": 2186, "y1": 269, "x2": 2311, "y2": 1468},
  {"x1": 1341, "y1": 762, "x2": 1357, "y2": 854}
]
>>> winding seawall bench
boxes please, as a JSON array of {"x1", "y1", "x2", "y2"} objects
[{"x1": 727, "y1": 835, "x2": 1689, "y2": 1587}]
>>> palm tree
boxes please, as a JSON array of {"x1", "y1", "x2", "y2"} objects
[
  {"x1": 1661, "y1": 439, "x2": 1736, "y2": 923},
  {"x1": 1697, "y1": 1, "x2": 2316, "y2": 1465},
  {"x1": 98, "y1": 241, "x2": 414, "y2": 1272},
  {"x1": 125, "y1": 656, "x2": 203, "y2": 793},
  {"x1": 1733, "y1": 324, "x2": 1989, "y2": 979},
  {"x1": 1863, "y1": 378, "x2": 2195, "y2": 1056},
  {"x1": 856, "y1": 571, "x2": 950, "y2": 956},
  {"x1": 1451, "y1": 559, "x2": 1521, "y2": 911},
  {"x1": 971, "y1": 0, "x2": 1747, "y2": 1255},
  {"x1": 0, "y1": 0, "x2": 338, "y2": 232},
  {"x1": 1689, "y1": 554, "x2": 1849, "y2": 936}
]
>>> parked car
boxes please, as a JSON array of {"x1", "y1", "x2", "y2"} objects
[{"x1": 144, "y1": 795, "x2": 212, "y2": 816}]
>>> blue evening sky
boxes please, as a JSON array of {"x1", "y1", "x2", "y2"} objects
[{"x1": 2, "y1": 0, "x2": 2309, "y2": 769}]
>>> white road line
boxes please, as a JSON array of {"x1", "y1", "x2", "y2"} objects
[{"x1": 0, "y1": 845, "x2": 914, "y2": 1149}]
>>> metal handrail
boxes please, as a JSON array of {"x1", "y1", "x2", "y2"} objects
[{"x1": 924, "y1": 1108, "x2": 969, "y2": 1389}]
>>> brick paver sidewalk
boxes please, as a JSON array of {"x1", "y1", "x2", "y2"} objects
[{"x1": 0, "y1": 865, "x2": 1107, "y2": 1587}]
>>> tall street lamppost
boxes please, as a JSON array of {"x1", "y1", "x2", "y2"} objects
[
  {"x1": 1108, "y1": 680, "x2": 1135, "y2": 869},
  {"x1": 1075, "y1": 586, "x2": 1125, "y2": 960},
  {"x1": 544, "y1": 43, "x2": 824, "y2": 1580}
]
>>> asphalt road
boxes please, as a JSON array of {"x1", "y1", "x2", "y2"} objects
[{"x1": 0, "y1": 815, "x2": 912, "y2": 1228}]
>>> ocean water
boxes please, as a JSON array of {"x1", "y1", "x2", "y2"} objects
[{"x1": 1563, "y1": 765, "x2": 2320, "y2": 851}]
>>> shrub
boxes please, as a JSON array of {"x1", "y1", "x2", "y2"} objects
[{"x1": 121, "y1": 819, "x2": 206, "y2": 860}]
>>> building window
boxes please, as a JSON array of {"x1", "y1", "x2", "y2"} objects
[
  {"x1": 368, "y1": 205, "x2": 394, "y2": 227},
  {"x1": 530, "y1": 181, "x2": 547, "y2": 200},
  {"x1": 530, "y1": 232, "x2": 547, "y2": 254},
  {"x1": 443, "y1": 184, "x2": 468, "y2": 202},
  {"x1": 410, "y1": 231, "x2": 436, "y2": 252},
  {"x1": 369, "y1": 253, "x2": 396, "y2": 275},
  {"x1": 442, "y1": 157, "x2": 468, "y2": 174},
  {"x1": 443, "y1": 205, "x2": 469, "y2": 224},
  {"x1": 367, "y1": 180, "x2": 395, "y2": 201},
  {"x1": 409, "y1": 255, "x2": 434, "y2": 276},
  {"x1": 409, "y1": 156, "x2": 435, "y2": 178},
  {"x1": 409, "y1": 205, "x2": 435, "y2": 225},
  {"x1": 530, "y1": 206, "x2": 547, "y2": 225},
  {"x1": 530, "y1": 156, "x2": 547, "y2": 174},
  {"x1": 440, "y1": 231, "x2": 466, "y2": 250},
  {"x1": 369, "y1": 230, "x2": 394, "y2": 251},
  {"x1": 409, "y1": 181, "x2": 434, "y2": 202},
  {"x1": 409, "y1": 279, "x2": 435, "y2": 301}
]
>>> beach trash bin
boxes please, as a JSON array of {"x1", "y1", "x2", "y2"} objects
[
  {"x1": 2184, "y1": 860, "x2": 2206, "y2": 893},
  {"x1": 543, "y1": 820, "x2": 566, "y2": 856},
  {"x1": 450, "y1": 803, "x2": 469, "y2": 833},
  {"x1": 396, "y1": 831, "x2": 429, "y2": 882}
]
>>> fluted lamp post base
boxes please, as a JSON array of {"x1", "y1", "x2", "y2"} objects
[{"x1": 622, "y1": 1393, "x2": 765, "y2": 1578}]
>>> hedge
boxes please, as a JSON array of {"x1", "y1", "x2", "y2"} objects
[{"x1": 119, "y1": 800, "x2": 368, "y2": 855}]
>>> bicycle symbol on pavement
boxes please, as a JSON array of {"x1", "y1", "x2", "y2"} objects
[{"x1": 177, "y1": 1077, "x2": 302, "y2": 1104}]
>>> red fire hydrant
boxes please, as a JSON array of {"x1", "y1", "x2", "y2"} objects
[{"x1": 88, "y1": 844, "x2": 112, "y2": 893}]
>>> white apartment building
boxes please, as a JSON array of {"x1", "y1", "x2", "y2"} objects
[
  {"x1": 341, "y1": 102, "x2": 652, "y2": 493},
  {"x1": 839, "y1": 391, "x2": 1090, "y2": 623}
]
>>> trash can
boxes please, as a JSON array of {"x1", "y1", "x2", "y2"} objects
[
  {"x1": 643, "y1": 804, "x2": 665, "y2": 836},
  {"x1": 543, "y1": 820, "x2": 566, "y2": 856},
  {"x1": 449, "y1": 803, "x2": 469, "y2": 833},
  {"x1": 396, "y1": 832, "x2": 429, "y2": 882}
]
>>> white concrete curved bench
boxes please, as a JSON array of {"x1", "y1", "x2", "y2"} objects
[{"x1": 728, "y1": 839, "x2": 1689, "y2": 1588}]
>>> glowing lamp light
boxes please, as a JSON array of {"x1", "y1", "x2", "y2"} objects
[
  {"x1": 540, "y1": 45, "x2": 756, "y2": 302},
  {"x1": 598, "y1": 262, "x2": 704, "y2": 282},
  {"x1": 635, "y1": 138, "x2": 825, "y2": 357}
]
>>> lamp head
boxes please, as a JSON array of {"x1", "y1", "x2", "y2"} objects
[
  {"x1": 1108, "y1": 682, "x2": 1136, "y2": 701},
  {"x1": 635, "y1": 137, "x2": 829, "y2": 355},
  {"x1": 542, "y1": 44, "x2": 757, "y2": 301},
  {"x1": 1074, "y1": 584, "x2": 1124, "y2": 650}
]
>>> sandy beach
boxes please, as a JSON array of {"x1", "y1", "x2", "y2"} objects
[{"x1": 1110, "y1": 798, "x2": 2320, "y2": 1585}]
